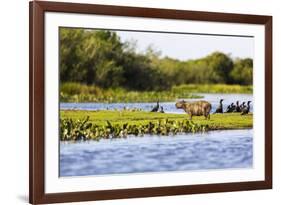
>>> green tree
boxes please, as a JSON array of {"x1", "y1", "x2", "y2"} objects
[
  {"x1": 204, "y1": 52, "x2": 234, "y2": 83},
  {"x1": 60, "y1": 28, "x2": 87, "y2": 82},
  {"x1": 59, "y1": 28, "x2": 253, "y2": 90},
  {"x1": 230, "y1": 58, "x2": 253, "y2": 85},
  {"x1": 60, "y1": 28, "x2": 124, "y2": 86}
]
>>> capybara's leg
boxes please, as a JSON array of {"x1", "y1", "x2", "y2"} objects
[{"x1": 204, "y1": 108, "x2": 208, "y2": 120}]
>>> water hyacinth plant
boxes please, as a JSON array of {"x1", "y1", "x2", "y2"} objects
[{"x1": 60, "y1": 116, "x2": 209, "y2": 141}]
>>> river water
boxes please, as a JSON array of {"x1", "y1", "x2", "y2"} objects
[
  {"x1": 60, "y1": 129, "x2": 253, "y2": 177},
  {"x1": 60, "y1": 93, "x2": 253, "y2": 177}
]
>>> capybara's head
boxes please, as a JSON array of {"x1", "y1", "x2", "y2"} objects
[{"x1": 175, "y1": 100, "x2": 186, "y2": 109}]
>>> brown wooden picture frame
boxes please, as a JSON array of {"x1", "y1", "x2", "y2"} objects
[{"x1": 29, "y1": 1, "x2": 272, "y2": 204}]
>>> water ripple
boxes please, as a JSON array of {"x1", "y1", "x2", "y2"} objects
[{"x1": 60, "y1": 129, "x2": 253, "y2": 177}]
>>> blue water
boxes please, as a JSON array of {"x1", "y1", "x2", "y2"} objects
[
  {"x1": 60, "y1": 93, "x2": 253, "y2": 114},
  {"x1": 60, "y1": 129, "x2": 253, "y2": 177}
]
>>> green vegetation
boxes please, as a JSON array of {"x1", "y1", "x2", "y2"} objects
[
  {"x1": 60, "y1": 82, "x2": 252, "y2": 102},
  {"x1": 60, "y1": 82, "x2": 201, "y2": 103},
  {"x1": 59, "y1": 28, "x2": 254, "y2": 141},
  {"x1": 60, "y1": 110, "x2": 253, "y2": 141},
  {"x1": 172, "y1": 84, "x2": 253, "y2": 94},
  {"x1": 60, "y1": 28, "x2": 253, "y2": 92}
]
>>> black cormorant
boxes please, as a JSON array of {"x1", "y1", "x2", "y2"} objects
[
  {"x1": 151, "y1": 100, "x2": 159, "y2": 112},
  {"x1": 160, "y1": 106, "x2": 165, "y2": 113},
  {"x1": 226, "y1": 105, "x2": 231, "y2": 113},
  {"x1": 226, "y1": 103, "x2": 234, "y2": 113},
  {"x1": 240, "y1": 102, "x2": 246, "y2": 110},
  {"x1": 241, "y1": 101, "x2": 251, "y2": 115},
  {"x1": 230, "y1": 102, "x2": 236, "y2": 112},
  {"x1": 235, "y1": 101, "x2": 241, "y2": 112},
  {"x1": 214, "y1": 99, "x2": 224, "y2": 113}
]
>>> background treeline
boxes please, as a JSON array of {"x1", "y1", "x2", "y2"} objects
[{"x1": 60, "y1": 28, "x2": 253, "y2": 91}]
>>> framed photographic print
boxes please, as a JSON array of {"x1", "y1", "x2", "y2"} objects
[{"x1": 29, "y1": 1, "x2": 272, "y2": 204}]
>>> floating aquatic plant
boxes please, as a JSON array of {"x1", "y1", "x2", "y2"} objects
[{"x1": 60, "y1": 116, "x2": 209, "y2": 141}]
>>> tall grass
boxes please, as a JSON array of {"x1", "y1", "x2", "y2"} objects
[
  {"x1": 60, "y1": 82, "x2": 202, "y2": 103},
  {"x1": 60, "y1": 83, "x2": 252, "y2": 103},
  {"x1": 172, "y1": 84, "x2": 253, "y2": 94}
]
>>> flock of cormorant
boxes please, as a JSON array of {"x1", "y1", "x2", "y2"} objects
[
  {"x1": 150, "y1": 99, "x2": 252, "y2": 116},
  {"x1": 214, "y1": 99, "x2": 251, "y2": 115}
]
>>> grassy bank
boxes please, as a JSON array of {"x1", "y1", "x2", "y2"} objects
[
  {"x1": 172, "y1": 84, "x2": 253, "y2": 94},
  {"x1": 60, "y1": 110, "x2": 253, "y2": 141},
  {"x1": 60, "y1": 83, "x2": 252, "y2": 103},
  {"x1": 60, "y1": 83, "x2": 202, "y2": 103}
]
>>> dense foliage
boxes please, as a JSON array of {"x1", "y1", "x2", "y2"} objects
[
  {"x1": 60, "y1": 28, "x2": 253, "y2": 91},
  {"x1": 60, "y1": 117, "x2": 208, "y2": 141}
]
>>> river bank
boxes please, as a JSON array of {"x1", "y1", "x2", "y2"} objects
[{"x1": 60, "y1": 83, "x2": 252, "y2": 103}]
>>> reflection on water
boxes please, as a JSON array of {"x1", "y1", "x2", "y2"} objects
[
  {"x1": 60, "y1": 93, "x2": 253, "y2": 114},
  {"x1": 60, "y1": 129, "x2": 253, "y2": 177}
]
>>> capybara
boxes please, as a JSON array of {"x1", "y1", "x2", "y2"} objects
[{"x1": 175, "y1": 100, "x2": 212, "y2": 120}]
